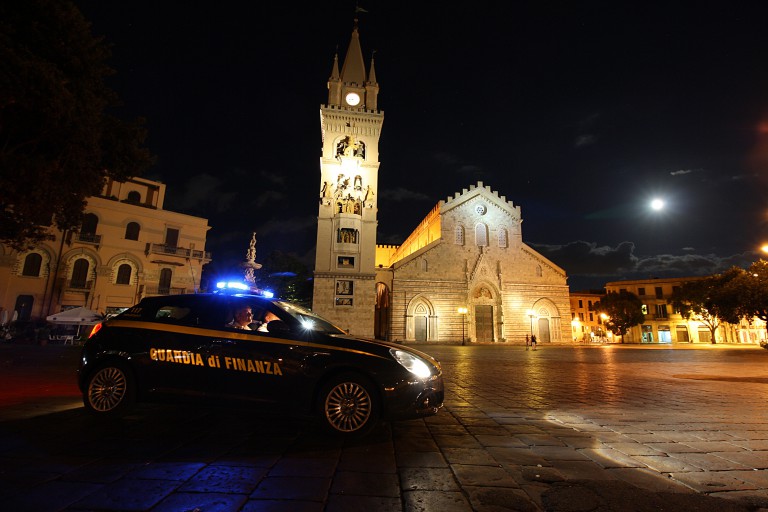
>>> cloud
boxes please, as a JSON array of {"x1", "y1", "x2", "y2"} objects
[
  {"x1": 670, "y1": 169, "x2": 693, "y2": 176},
  {"x1": 380, "y1": 187, "x2": 432, "y2": 202},
  {"x1": 530, "y1": 240, "x2": 757, "y2": 290},
  {"x1": 170, "y1": 173, "x2": 238, "y2": 213},
  {"x1": 574, "y1": 134, "x2": 597, "y2": 147}
]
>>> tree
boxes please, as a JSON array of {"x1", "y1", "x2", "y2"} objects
[
  {"x1": 729, "y1": 260, "x2": 768, "y2": 342},
  {"x1": 669, "y1": 270, "x2": 741, "y2": 344},
  {"x1": 594, "y1": 290, "x2": 644, "y2": 343},
  {"x1": 258, "y1": 251, "x2": 313, "y2": 308},
  {"x1": 0, "y1": 0, "x2": 154, "y2": 250}
]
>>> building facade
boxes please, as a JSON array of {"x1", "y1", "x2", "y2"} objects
[
  {"x1": 0, "y1": 177, "x2": 211, "y2": 323},
  {"x1": 604, "y1": 277, "x2": 765, "y2": 344},
  {"x1": 569, "y1": 291, "x2": 612, "y2": 342},
  {"x1": 374, "y1": 183, "x2": 571, "y2": 344},
  {"x1": 312, "y1": 19, "x2": 382, "y2": 337},
  {"x1": 312, "y1": 22, "x2": 571, "y2": 342}
]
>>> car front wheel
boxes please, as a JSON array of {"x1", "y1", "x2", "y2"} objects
[
  {"x1": 83, "y1": 362, "x2": 135, "y2": 417},
  {"x1": 318, "y1": 373, "x2": 380, "y2": 437}
]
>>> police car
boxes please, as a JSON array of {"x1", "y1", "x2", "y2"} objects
[{"x1": 77, "y1": 290, "x2": 444, "y2": 437}]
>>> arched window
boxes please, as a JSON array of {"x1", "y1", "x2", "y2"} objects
[
  {"x1": 475, "y1": 223, "x2": 488, "y2": 247},
  {"x1": 497, "y1": 228, "x2": 508, "y2": 248},
  {"x1": 71, "y1": 259, "x2": 90, "y2": 288},
  {"x1": 536, "y1": 265, "x2": 543, "y2": 277},
  {"x1": 22, "y1": 253, "x2": 42, "y2": 276},
  {"x1": 125, "y1": 222, "x2": 140, "y2": 241},
  {"x1": 116, "y1": 264, "x2": 132, "y2": 285},
  {"x1": 421, "y1": 259, "x2": 428, "y2": 272},
  {"x1": 455, "y1": 226, "x2": 464, "y2": 245},
  {"x1": 81, "y1": 213, "x2": 98, "y2": 234},
  {"x1": 126, "y1": 191, "x2": 141, "y2": 203},
  {"x1": 159, "y1": 268, "x2": 172, "y2": 294}
]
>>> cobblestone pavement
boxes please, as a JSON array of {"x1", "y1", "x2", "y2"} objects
[{"x1": 1, "y1": 342, "x2": 767, "y2": 511}]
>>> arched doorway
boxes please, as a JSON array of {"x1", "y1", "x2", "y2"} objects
[
  {"x1": 374, "y1": 282, "x2": 390, "y2": 340},
  {"x1": 406, "y1": 295, "x2": 435, "y2": 342},
  {"x1": 471, "y1": 283, "x2": 500, "y2": 342}
]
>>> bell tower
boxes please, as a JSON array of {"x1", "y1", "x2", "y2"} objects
[{"x1": 313, "y1": 18, "x2": 383, "y2": 337}]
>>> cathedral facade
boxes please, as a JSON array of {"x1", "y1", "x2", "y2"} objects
[{"x1": 313, "y1": 21, "x2": 570, "y2": 343}]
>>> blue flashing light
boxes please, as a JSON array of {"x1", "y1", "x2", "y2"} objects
[
  {"x1": 262, "y1": 290, "x2": 274, "y2": 298},
  {"x1": 216, "y1": 281, "x2": 249, "y2": 291}
]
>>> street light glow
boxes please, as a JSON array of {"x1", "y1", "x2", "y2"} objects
[{"x1": 650, "y1": 198, "x2": 665, "y2": 211}]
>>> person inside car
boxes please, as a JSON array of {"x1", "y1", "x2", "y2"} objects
[
  {"x1": 257, "y1": 311, "x2": 280, "y2": 332},
  {"x1": 227, "y1": 306, "x2": 253, "y2": 330}
]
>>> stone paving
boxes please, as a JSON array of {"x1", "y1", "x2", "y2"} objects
[{"x1": 1, "y1": 343, "x2": 767, "y2": 511}]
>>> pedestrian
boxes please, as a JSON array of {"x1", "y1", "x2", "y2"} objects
[{"x1": 531, "y1": 334, "x2": 537, "y2": 350}]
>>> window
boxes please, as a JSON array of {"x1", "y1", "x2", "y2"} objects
[
  {"x1": 641, "y1": 304, "x2": 648, "y2": 315},
  {"x1": 655, "y1": 304, "x2": 668, "y2": 319},
  {"x1": 421, "y1": 259, "x2": 428, "y2": 272},
  {"x1": 159, "y1": 268, "x2": 172, "y2": 294},
  {"x1": 578, "y1": 300, "x2": 583, "y2": 308},
  {"x1": 337, "y1": 256, "x2": 355, "y2": 268},
  {"x1": 589, "y1": 313, "x2": 594, "y2": 321},
  {"x1": 165, "y1": 228, "x2": 179, "y2": 248},
  {"x1": 22, "y1": 253, "x2": 42, "y2": 277},
  {"x1": 71, "y1": 259, "x2": 90, "y2": 288},
  {"x1": 497, "y1": 228, "x2": 508, "y2": 248},
  {"x1": 126, "y1": 191, "x2": 141, "y2": 203},
  {"x1": 655, "y1": 287, "x2": 663, "y2": 299},
  {"x1": 116, "y1": 264, "x2": 132, "y2": 285},
  {"x1": 81, "y1": 213, "x2": 98, "y2": 234},
  {"x1": 455, "y1": 226, "x2": 464, "y2": 245},
  {"x1": 125, "y1": 222, "x2": 140, "y2": 241},
  {"x1": 475, "y1": 223, "x2": 488, "y2": 246},
  {"x1": 638, "y1": 287, "x2": 646, "y2": 296}
]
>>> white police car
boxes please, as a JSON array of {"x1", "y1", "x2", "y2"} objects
[{"x1": 78, "y1": 291, "x2": 443, "y2": 437}]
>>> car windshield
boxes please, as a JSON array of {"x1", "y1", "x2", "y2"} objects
[{"x1": 273, "y1": 301, "x2": 346, "y2": 334}]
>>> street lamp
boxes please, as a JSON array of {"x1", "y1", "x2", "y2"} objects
[
  {"x1": 457, "y1": 307, "x2": 468, "y2": 345},
  {"x1": 527, "y1": 309, "x2": 535, "y2": 337}
]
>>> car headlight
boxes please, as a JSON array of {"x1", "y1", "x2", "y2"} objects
[{"x1": 390, "y1": 349, "x2": 432, "y2": 379}]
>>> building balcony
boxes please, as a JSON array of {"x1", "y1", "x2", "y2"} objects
[
  {"x1": 142, "y1": 285, "x2": 188, "y2": 296},
  {"x1": 75, "y1": 232, "x2": 101, "y2": 245},
  {"x1": 57, "y1": 278, "x2": 93, "y2": 291},
  {"x1": 145, "y1": 243, "x2": 211, "y2": 261}
]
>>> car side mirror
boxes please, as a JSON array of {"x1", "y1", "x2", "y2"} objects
[{"x1": 266, "y1": 320, "x2": 290, "y2": 334}]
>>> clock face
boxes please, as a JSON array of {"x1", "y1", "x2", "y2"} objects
[{"x1": 345, "y1": 92, "x2": 361, "y2": 106}]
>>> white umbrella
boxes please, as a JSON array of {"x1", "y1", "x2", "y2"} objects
[{"x1": 46, "y1": 307, "x2": 104, "y2": 325}]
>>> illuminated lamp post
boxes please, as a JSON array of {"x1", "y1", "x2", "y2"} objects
[
  {"x1": 527, "y1": 309, "x2": 535, "y2": 339},
  {"x1": 457, "y1": 307, "x2": 468, "y2": 345}
]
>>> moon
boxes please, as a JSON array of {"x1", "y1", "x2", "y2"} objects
[{"x1": 650, "y1": 198, "x2": 665, "y2": 211}]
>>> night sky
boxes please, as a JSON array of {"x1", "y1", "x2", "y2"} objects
[{"x1": 74, "y1": 1, "x2": 768, "y2": 291}]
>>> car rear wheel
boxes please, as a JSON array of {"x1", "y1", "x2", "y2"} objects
[
  {"x1": 318, "y1": 373, "x2": 380, "y2": 437},
  {"x1": 83, "y1": 362, "x2": 135, "y2": 417}
]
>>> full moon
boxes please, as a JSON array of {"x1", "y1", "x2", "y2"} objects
[{"x1": 650, "y1": 198, "x2": 665, "y2": 211}]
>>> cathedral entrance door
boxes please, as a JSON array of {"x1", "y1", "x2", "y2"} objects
[
  {"x1": 475, "y1": 305, "x2": 493, "y2": 341},
  {"x1": 538, "y1": 317, "x2": 551, "y2": 342},
  {"x1": 414, "y1": 315, "x2": 427, "y2": 341}
]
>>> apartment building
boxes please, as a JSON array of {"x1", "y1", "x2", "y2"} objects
[
  {"x1": 0, "y1": 177, "x2": 211, "y2": 323},
  {"x1": 604, "y1": 277, "x2": 764, "y2": 344}
]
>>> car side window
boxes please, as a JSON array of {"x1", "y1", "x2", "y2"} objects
[{"x1": 154, "y1": 306, "x2": 191, "y2": 323}]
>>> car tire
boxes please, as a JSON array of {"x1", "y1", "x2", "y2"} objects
[
  {"x1": 83, "y1": 361, "x2": 136, "y2": 417},
  {"x1": 317, "y1": 372, "x2": 380, "y2": 437}
]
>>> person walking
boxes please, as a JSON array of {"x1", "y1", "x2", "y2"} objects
[
  {"x1": 531, "y1": 334, "x2": 537, "y2": 350},
  {"x1": 525, "y1": 334, "x2": 530, "y2": 350}
]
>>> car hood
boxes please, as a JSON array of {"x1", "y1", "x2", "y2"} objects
[{"x1": 327, "y1": 334, "x2": 441, "y2": 368}]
